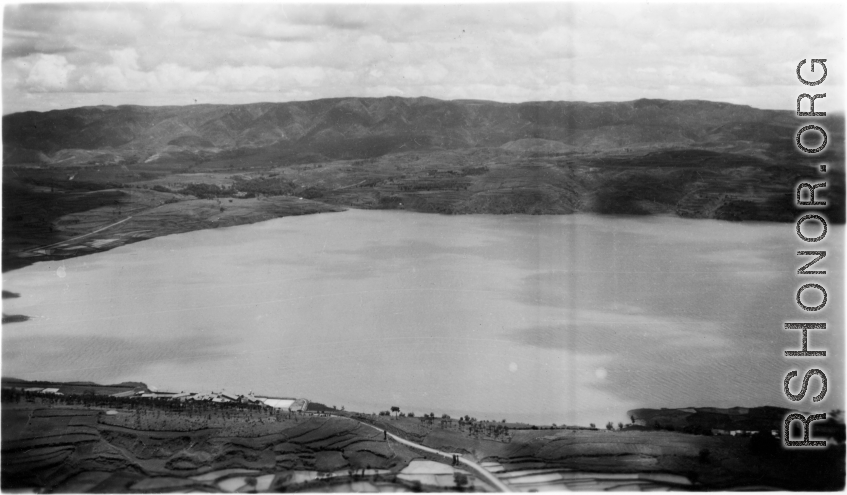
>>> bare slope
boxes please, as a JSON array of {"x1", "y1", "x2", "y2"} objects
[
  {"x1": 3, "y1": 97, "x2": 844, "y2": 272},
  {"x1": 2, "y1": 97, "x2": 803, "y2": 165}
]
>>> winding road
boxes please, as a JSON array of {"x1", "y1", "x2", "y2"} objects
[
  {"x1": 354, "y1": 419, "x2": 512, "y2": 492},
  {"x1": 27, "y1": 215, "x2": 135, "y2": 252}
]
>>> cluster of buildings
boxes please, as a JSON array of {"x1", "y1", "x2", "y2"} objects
[
  {"x1": 109, "y1": 388, "x2": 309, "y2": 411},
  {"x1": 12, "y1": 383, "x2": 310, "y2": 412},
  {"x1": 23, "y1": 387, "x2": 62, "y2": 395}
]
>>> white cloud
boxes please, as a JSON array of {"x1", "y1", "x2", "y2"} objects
[
  {"x1": 22, "y1": 54, "x2": 74, "y2": 92},
  {"x1": 2, "y1": 3, "x2": 844, "y2": 114},
  {"x1": 152, "y1": 63, "x2": 209, "y2": 92},
  {"x1": 110, "y1": 48, "x2": 140, "y2": 72}
]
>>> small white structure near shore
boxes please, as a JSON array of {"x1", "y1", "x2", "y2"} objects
[
  {"x1": 261, "y1": 398, "x2": 296, "y2": 409},
  {"x1": 259, "y1": 397, "x2": 308, "y2": 411}
]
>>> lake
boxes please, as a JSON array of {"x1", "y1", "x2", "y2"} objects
[{"x1": 3, "y1": 210, "x2": 842, "y2": 425}]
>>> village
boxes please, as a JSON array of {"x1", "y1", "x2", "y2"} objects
[
  {"x1": 14, "y1": 384, "x2": 310, "y2": 412},
  {"x1": 11, "y1": 383, "x2": 791, "y2": 440}
]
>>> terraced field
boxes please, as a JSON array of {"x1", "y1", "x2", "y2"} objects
[
  {"x1": 362, "y1": 415, "x2": 844, "y2": 491},
  {"x1": 3, "y1": 396, "x2": 845, "y2": 492},
  {"x1": 1, "y1": 402, "x2": 489, "y2": 493}
]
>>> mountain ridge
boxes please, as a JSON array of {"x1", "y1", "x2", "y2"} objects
[
  {"x1": 3, "y1": 95, "x2": 843, "y2": 271},
  {"x1": 3, "y1": 96, "x2": 805, "y2": 166}
]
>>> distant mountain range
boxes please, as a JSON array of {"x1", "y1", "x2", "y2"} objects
[{"x1": 2, "y1": 96, "x2": 825, "y2": 166}]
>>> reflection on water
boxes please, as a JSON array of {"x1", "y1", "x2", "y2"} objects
[{"x1": 2, "y1": 211, "x2": 843, "y2": 425}]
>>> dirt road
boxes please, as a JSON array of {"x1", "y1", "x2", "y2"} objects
[{"x1": 354, "y1": 419, "x2": 512, "y2": 492}]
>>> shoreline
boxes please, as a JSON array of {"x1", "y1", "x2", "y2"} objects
[{"x1": 3, "y1": 199, "x2": 824, "y2": 274}]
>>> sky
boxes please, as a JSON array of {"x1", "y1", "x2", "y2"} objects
[{"x1": 2, "y1": 2, "x2": 845, "y2": 114}]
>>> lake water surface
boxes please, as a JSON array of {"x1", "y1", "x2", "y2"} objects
[{"x1": 3, "y1": 210, "x2": 842, "y2": 425}]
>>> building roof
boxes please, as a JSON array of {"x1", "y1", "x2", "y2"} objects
[
  {"x1": 263, "y1": 398, "x2": 296, "y2": 409},
  {"x1": 110, "y1": 390, "x2": 137, "y2": 398},
  {"x1": 41, "y1": 388, "x2": 60, "y2": 394}
]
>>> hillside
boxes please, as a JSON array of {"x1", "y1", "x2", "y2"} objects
[
  {"x1": 2, "y1": 384, "x2": 844, "y2": 492},
  {"x1": 3, "y1": 97, "x2": 844, "y2": 272},
  {"x1": 1, "y1": 377, "x2": 147, "y2": 396},
  {"x1": 0, "y1": 97, "x2": 818, "y2": 164},
  {"x1": 628, "y1": 406, "x2": 792, "y2": 432}
]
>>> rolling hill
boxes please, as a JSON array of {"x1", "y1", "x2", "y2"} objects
[
  {"x1": 1, "y1": 97, "x2": 819, "y2": 165},
  {"x1": 2, "y1": 96, "x2": 844, "y2": 271}
]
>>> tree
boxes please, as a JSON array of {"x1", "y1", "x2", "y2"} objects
[
  {"x1": 391, "y1": 406, "x2": 400, "y2": 418},
  {"x1": 618, "y1": 422, "x2": 624, "y2": 430},
  {"x1": 606, "y1": 422, "x2": 614, "y2": 430},
  {"x1": 407, "y1": 411, "x2": 415, "y2": 417},
  {"x1": 630, "y1": 415, "x2": 635, "y2": 424},
  {"x1": 589, "y1": 423, "x2": 596, "y2": 428}
]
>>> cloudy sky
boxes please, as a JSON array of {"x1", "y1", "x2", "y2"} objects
[{"x1": 2, "y1": 2, "x2": 844, "y2": 114}]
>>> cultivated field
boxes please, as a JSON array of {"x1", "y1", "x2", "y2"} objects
[
  {"x1": 2, "y1": 386, "x2": 845, "y2": 492},
  {"x1": 6, "y1": 140, "x2": 836, "y2": 273}
]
